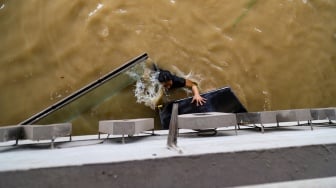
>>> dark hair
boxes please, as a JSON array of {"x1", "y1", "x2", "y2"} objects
[{"x1": 158, "y1": 70, "x2": 173, "y2": 82}]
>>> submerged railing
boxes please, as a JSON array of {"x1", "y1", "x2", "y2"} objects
[{"x1": 20, "y1": 53, "x2": 149, "y2": 126}]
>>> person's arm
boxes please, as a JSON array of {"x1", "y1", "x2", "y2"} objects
[{"x1": 185, "y1": 79, "x2": 206, "y2": 106}]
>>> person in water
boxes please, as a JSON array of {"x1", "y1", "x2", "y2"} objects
[{"x1": 157, "y1": 69, "x2": 206, "y2": 106}]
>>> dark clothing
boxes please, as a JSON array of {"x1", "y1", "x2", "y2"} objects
[{"x1": 171, "y1": 76, "x2": 186, "y2": 89}]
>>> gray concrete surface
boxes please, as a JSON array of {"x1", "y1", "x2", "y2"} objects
[
  {"x1": 237, "y1": 176, "x2": 336, "y2": 188},
  {"x1": 0, "y1": 138, "x2": 335, "y2": 188},
  {"x1": 0, "y1": 123, "x2": 335, "y2": 188}
]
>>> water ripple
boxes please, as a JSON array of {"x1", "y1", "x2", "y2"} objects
[
  {"x1": 88, "y1": 3, "x2": 104, "y2": 17},
  {"x1": 0, "y1": 4, "x2": 5, "y2": 10}
]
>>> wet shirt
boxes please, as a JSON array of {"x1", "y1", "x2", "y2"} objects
[{"x1": 171, "y1": 75, "x2": 186, "y2": 89}]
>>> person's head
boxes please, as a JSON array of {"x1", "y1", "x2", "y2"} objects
[{"x1": 158, "y1": 70, "x2": 173, "y2": 89}]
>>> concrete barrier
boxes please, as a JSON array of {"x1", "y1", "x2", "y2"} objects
[
  {"x1": 276, "y1": 110, "x2": 297, "y2": 122},
  {"x1": 295, "y1": 109, "x2": 313, "y2": 122},
  {"x1": 0, "y1": 125, "x2": 22, "y2": 144},
  {"x1": 236, "y1": 111, "x2": 277, "y2": 133},
  {"x1": 98, "y1": 118, "x2": 154, "y2": 143},
  {"x1": 276, "y1": 109, "x2": 312, "y2": 123},
  {"x1": 177, "y1": 112, "x2": 237, "y2": 134},
  {"x1": 311, "y1": 108, "x2": 336, "y2": 122},
  {"x1": 23, "y1": 123, "x2": 72, "y2": 148},
  {"x1": 236, "y1": 109, "x2": 313, "y2": 132},
  {"x1": 276, "y1": 109, "x2": 312, "y2": 130}
]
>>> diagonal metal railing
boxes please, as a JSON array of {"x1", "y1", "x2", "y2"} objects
[{"x1": 20, "y1": 53, "x2": 148, "y2": 125}]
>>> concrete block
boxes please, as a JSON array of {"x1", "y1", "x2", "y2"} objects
[
  {"x1": 276, "y1": 109, "x2": 312, "y2": 122},
  {"x1": 177, "y1": 112, "x2": 237, "y2": 130},
  {"x1": 24, "y1": 123, "x2": 72, "y2": 141},
  {"x1": 99, "y1": 118, "x2": 154, "y2": 136},
  {"x1": 275, "y1": 109, "x2": 313, "y2": 130},
  {"x1": 294, "y1": 109, "x2": 312, "y2": 121},
  {"x1": 236, "y1": 111, "x2": 277, "y2": 124},
  {"x1": 0, "y1": 125, "x2": 22, "y2": 142},
  {"x1": 311, "y1": 108, "x2": 336, "y2": 121},
  {"x1": 276, "y1": 110, "x2": 297, "y2": 122},
  {"x1": 236, "y1": 111, "x2": 277, "y2": 133}
]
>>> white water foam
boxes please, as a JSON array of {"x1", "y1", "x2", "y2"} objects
[
  {"x1": 127, "y1": 62, "x2": 204, "y2": 109},
  {"x1": 126, "y1": 62, "x2": 163, "y2": 109}
]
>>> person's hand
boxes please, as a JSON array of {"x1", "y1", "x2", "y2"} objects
[{"x1": 191, "y1": 94, "x2": 207, "y2": 106}]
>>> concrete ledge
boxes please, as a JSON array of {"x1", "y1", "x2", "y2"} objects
[
  {"x1": 24, "y1": 123, "x2": 72, "y2": 141},
  {"x1": 178, "y1": 112, "x2": 237, "y2": 130},
  {"x1": 236, "y1": 111, "x2": 277, "y2": 133},
  {"x1": 1, "y1": 143, "x2": 335, "y2": 188},
  {"x1": 311, "y1": 108, "x2": 336, "y2": 121},
  {"x1": 1, "y1": 127, "x2": 336, "y2": 187},
  {"x1": 0, "y1": 125, "x2": 22, "y2": 142},
  {"x1": 237, "y1": 109, "x2": 313, "y2": 132},
  {"x1": 236, "y1": 111, "x2": 277, "y2": 124},
  {"x1": 99, "y1": 118, "x2": 154, "y2": 136},
  {"x1": 276, "y1": 110, "x2": 297, "y2": 122},
  {"x1": 276, "y1": 109, "x2": 312, "y2": 124},
  {"x1": 294, "y1": 109, "x2": 312, "y2": 122}
]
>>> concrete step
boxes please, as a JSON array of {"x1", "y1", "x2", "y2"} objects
[
  {"x1": 311, "y1": 107, "x2": 336, "y2": 121},
  {"x1": 0, "y1": 123, "x2": 72, "y2": 148},
  {"x1": 0, "y1": 127, "x2": 336, "y2": 188},
  {"x1": 98, "y1": 118, "x2": 154, "y2": 143},
  {"x1": 23, "y1": 123, "x2": 72, "y2": 141},
  {"x1": 177, "y1": 112, "x2": 237, "y2": 130},
  {"x1": 0, "y1": 125, "x2": 21, "y2": 143}
]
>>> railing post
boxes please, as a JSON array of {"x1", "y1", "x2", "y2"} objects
[{"x1": 167, "y1": 103, "x2": 179, "y2": 151}]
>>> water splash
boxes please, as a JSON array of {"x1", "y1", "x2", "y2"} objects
[
  {"x1": 126, "y1": 62, "x2": 163, "y2": 109},
  {"x1": 127, "y1": 62, "x2": 204, "y2": 109}
]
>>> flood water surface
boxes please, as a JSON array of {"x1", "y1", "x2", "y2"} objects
[{"x1": 0, "y1": 0, "x2": 335, "y2": 134}]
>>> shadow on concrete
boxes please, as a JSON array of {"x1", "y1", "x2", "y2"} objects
[
  {"x1": 103, "y1": 134, "x2": 153, "y2": 144},
  {"x1": 0, "y1": 139, "x2": 104, "y2": 152}
]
